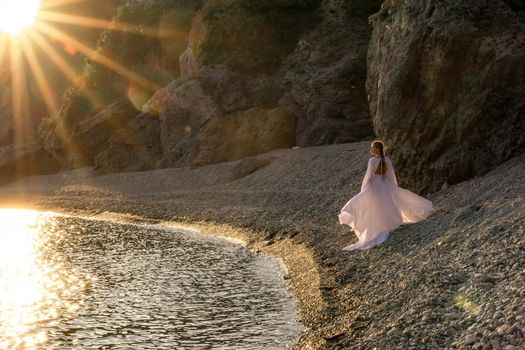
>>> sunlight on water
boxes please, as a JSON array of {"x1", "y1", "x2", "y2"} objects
[
  {"x1": 0, "y1": 209, "x2": 300, "y2": 349},
  {"x1": 0, "y1": 209, "x2": 90, "y2": 349}
]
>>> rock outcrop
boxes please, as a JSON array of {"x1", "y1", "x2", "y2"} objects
[
  {"x1": 43, "y1": 100, "x2": 138, "y2": 168},
  {"x1": 280, "y1": 0, "x2": 381, "y2": 146},
  {"x1": 189, "y1": 0, "x2": 321, "y2": 73},
  {"x1": 41, "y1": 0, "x2": 204, "y2": 168},
  {"x1": 0, "y1": 0, "x2": 125, "y2": 149},
  {"x1": 142, "y1": 65, "x2": 295, "y2": 168},
  {"x1": 193, "y1": 107, "x2": 296, "y2": 166},
  {"x1": 95, "y1": 112, "x2": 162, "y2": 173},
  {"x1": 367, "y1": 0, "x2": 525, "y2": 193},
  {"x1": 39, "y1": 0, "x2": 381, "y2": 175},
  {"x1": 0, "y1": 144, "x2": 60, "y2": 184}
]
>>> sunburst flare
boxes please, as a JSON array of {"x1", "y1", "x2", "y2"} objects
[
  {"x1": 0, "y1": 0, "x2": 173, "y2": 164},
  {"x1": 0, "y1": 0, "x2": 41, "y2": 36}
]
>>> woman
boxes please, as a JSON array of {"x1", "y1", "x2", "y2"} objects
[{"x1": 339, "y1": 140, "x2": 433, "y2": 251}]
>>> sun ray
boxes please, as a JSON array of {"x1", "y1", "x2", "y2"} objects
[
  {"x1": 39, "y1": 0, "x2": 89, "y2": 11},
  {"x1": 24, "y1": 30, "x2": 93, "y2": 165},
  {"x1": 8, "y1": 37, "x2": 31, "y2": 148},
  {"x1": 18, "y1": 33, "x2": 58, "y2": 118},
  {"x1": 1, "y1": 6, "x2": 170, "y2": 170},
  {"x1": 26, "y1": 29, "x2": 98, "y2": 101},
  {"x1": 35, "y1": 21, "x2": 161, "y2": 92},
  {"x1": 0, "y1": 36, "x2": 8, "y2": 64},
  {"x1": 7, "y1": 36, "x2": 38, "y2": 178},
  {"x1": 37, "y1": 10, "x2": 183, "y2": 39},
  {"x1": 0, "y1": 38, "x2": 9, "y2": 86}
]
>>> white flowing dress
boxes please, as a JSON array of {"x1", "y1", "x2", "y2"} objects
[{"x1": 339, "y1": 156, "x2": 433, "y2": 251}]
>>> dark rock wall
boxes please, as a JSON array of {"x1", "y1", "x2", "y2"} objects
[
  {"x1": 189, "y1": 0, "x2": 321, "y2": 73},
  {"x1": 280, "y1": 0, "x2": 381, "y2": 146},
  {"x1": 8, "y1": 0, "x2": 525, "y2": 193},
  {"x1": 40, "y1": 0, "x2": 381, "y2": 173},
  {"x1": 141, "y1": 65, "x2": 295, "y2": 168},
  {"x1": 367, "y1": 0, "x2": 525, "y2": 193}
]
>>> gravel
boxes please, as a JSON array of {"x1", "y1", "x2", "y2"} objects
[{"x1": 0, "y1": 141, "x2": 524, "y2": 350}]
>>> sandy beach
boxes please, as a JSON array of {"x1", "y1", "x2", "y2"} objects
[{"x1": 1, "y1": 141, "x2": 524, "y2": 349}]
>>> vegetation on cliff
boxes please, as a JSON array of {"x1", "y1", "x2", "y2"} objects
[{"x1": 41, "y1": 0, "x2": 204, "y2": 167}]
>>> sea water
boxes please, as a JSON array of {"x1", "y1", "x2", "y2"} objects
[{"x1": 0, "y1": 209, "x2": 301, "y2": 349}]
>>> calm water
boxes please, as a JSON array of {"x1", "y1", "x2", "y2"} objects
[{"x1": 0, "y1": 209, "x2": 301, "y2": 349}]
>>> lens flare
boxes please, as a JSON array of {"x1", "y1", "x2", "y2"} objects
[{"x1": 0, "y1": 0, "x2": 42, "y2": 36}]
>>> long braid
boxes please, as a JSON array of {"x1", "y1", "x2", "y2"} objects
[
  {"x1": 372, "y1": 140, "x2": 387, "y2": 180},
  {"x1": 380, "y1": 144, "x2": 385, "y2": 180}
]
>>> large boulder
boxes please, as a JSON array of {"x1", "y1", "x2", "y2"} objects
[
  {"x1": 367, "y1": 0, "x2": 525, "y2": 193},
  {"x1": 193, "y1": 107, "x2": 296, "y2": 166},
  {"x1": 94, "y1": 112, "x2": 162, "y2": 173},
  {"x1": 143, "y1": 65, "x2": 295, "y2": 167}
]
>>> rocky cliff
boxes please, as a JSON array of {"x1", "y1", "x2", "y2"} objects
[
  {"x1": 0, "y1": 0, "x2": 124, "y2": 181},
  {"x1": 0, "y1": 0, "x2": 124, "y2": 144},
  {"x1": 40, "y1": 0, "x2": 203, "y2": 168},
  {"x1": 32, "y1": 0, "x2": 525, "y2": 195},
  {"x1": 367, "y1": 0, "x2": 525, "y2": 193},
  {"x1": 41, "y1": 0, "x2": 381, "y2": 172}
]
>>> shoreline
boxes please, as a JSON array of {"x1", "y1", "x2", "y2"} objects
[
  {"x1": 4, "y1": 205, "x2": 325, "y2": 349},
  {"x1": 1, "y1": 141, "x2": 524, "y2": 349},
  {"x1": 0, "y1": 142, "x2": 371, "y2": 349}
]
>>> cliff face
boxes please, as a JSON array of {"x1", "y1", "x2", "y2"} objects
[
  {"x1": 189, "y1": 0, "x2": 321, "y2": 74},
  {"x1": 41, "y1": 0, "x2": 381, "y2": 172},
  {"x1": 7, "y1": 0, "x2": 524, "y2": 193},
  {"x1": 0, "y1": 0, "x2": 125, "y2": 181},
  {"x1": 280, "y1": 0, "x2": 381, "y2": 145},
  {"x1": 41, "y1": 0, "x2": 204, "y2": 168},
  {"x1": 367, "y1": 0, "x2": 525, "y2": 193}
]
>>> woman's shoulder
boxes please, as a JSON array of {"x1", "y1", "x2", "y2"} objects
[
  {"x1": 368, "y1": 156, "x2": 392, "y2": 163},
  {"x1": 368, "y1": 157, "x2": 380, "y2": 163}
]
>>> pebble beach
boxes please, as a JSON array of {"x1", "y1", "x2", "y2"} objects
[{"x1": 1, "y1": 141, "x2": 524, "y2": 350}]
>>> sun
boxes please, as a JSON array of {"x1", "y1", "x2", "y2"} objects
[
  {"x1": 0, "y1": 0, "x2": 165, "y2": 149},
  {"x1": 0, "y1": 0, "x2": 42, "y2": 36}
]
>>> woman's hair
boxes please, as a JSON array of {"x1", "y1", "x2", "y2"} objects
[{"x1": 372, "y1": 140, "x2": 387, "y2": 178}]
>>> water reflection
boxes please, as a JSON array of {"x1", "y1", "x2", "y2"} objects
[
  {"x1": 0, "y1": 209, "x2": 90, "y2": 349},
  {"x1": 0, "y1": 209, "x2": 301, "y2": 349}
]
